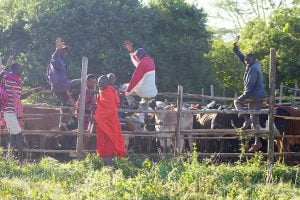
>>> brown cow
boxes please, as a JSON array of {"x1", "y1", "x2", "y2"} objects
[
  {"x1": 23, "y1": 106, "x2": 61, "y2": 150},
  {"x1": 274, "y1": 106, "x2": 300, "y2": 161}
]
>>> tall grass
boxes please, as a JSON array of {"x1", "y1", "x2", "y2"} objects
[{"x1": 0, "y1": 151, "x2": 300, "y2": 200}]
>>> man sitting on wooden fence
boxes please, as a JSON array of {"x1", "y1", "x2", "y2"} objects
[
  {"x1": 47, "y1": 38, "x2": 81, "y2": 131},
  {"x1": 94, "y1": 75, "x2": 125, "y2": 165},
  {"x1": 233, "y1": 36, "x2": 266, "y2": 152},
  {"x1": 65, "y1": 74, "x2": 97, "y2": 131},
  {"x1": 122, "y1": 40, "x2": 158, "y2": 110}
]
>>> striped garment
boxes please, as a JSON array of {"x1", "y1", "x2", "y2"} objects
[{"x1": 2, "y1": 72, "x2": 23, "y2": 116}]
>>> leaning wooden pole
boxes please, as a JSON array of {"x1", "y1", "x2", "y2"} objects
[
  {"x1": 76, "y1": 57, "x2": 88, "y2": 158},
  {"x1": 175, "y1": 85, "x2": 183, "y2": 156},
  {"x1": 268, "y1": 48, "x2": 276, "y2": 163}
]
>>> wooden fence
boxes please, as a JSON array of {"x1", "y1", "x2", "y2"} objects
[{"x1": 1, "y1": 48, "x2": 299, "y2": 162}]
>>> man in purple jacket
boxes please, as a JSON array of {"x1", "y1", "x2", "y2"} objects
[{"x1": 47, "y1": 38, "x2": 80, "y2": 130}]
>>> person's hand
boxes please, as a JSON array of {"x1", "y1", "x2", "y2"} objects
[
  {"x1": 30, "y1": 87, "x2": 43, "y2": 94},
  {"x1": 237, "y1": 94, "x2": 247, "y2": 101},
  {"x1": 6, "y1": 55, "x2": 14, "y2": 67},
  {"x1": 123, "y1": 40, "x2": 134, "y2": 53},
  {"x1": 233, "y1": 35, "x2": 240, "y2": 47}
]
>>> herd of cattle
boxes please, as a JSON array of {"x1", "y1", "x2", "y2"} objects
[{"x1": 1, "y1": 101, "x2": 300, "y2": 159}]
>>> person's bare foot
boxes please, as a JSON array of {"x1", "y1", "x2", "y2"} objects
[{"x1": 248, "y1": 143, "x2": 262, "y2": 153}]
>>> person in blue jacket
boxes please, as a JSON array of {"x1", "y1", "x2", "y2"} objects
[{"x1": 233, "y1": 35, "x2": 266, "y2": 152}]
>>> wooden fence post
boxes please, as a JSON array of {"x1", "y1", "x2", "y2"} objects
[
  {"x1": 210, "y1": 85, "x2": 214, "y2": 97},
  {"x1": 76, "y1": 57, "x2": 88, "y2": 158},
  {"x1": 279, "y1": 82, "x2": 283, "y2": 104},
  {"x1": 175, "y1": 85, "x2": 183, "y2": 156},
  {"x1": 268, "y1": 48, "x2": 276, "y2": 163},
  {"x1": 293, "y1": 80, "x2": 298, "y2": 107}
]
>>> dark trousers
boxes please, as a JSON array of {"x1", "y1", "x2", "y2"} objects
[
  {"x1": 54, "y1": 79, "x2": 81, "y2": 125},
  {"x1": 234, "y1": 99, "x2": 263, "y2": 143}
]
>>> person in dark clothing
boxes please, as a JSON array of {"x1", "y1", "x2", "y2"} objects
[
  {"x1": 232, "y1": 35, "x2": 266, "y2": 152},
  {"x1": 65, "y1": 74, "x2": 97, "y2": 131},
  {"x1": 47, "y1": 38, "x2": 81, "y2": 130}
]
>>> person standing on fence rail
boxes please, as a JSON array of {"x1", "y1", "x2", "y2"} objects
[
  {"x1": 232, "y1": 35, "x2": 266, "y2": 153},
  {"x1": 0, "y1": 57, "x2": 41, "y2": 160},
  {"x1": 47, "y1": 37, "x2": 81, "y2": 131},
  {"x1": 95, "y1": 75, "x2": 125, "y2": 165},
  {"x1": 122, "y1": 40, "x2": 158, "y2": 110}
]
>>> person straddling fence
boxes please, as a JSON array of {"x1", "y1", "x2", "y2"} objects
[
  {"x1": 65, "y1": 74, "x2": 97, "y2": 131},
  {"x1": 232, "y1": 36, "x2": 266, "y2": 153},
  {"x1": 122, "y1": 40, "x2": 158, "y2": 110},
  {"x1": 94, "y1": 75, "x2": 125, "y2": 165},
  {"x1": 47, "y1": 38, "x2": 81, "y2": 131},
  {"x1": 0, "y1": 56, "x2": 41, "y2": 160}
]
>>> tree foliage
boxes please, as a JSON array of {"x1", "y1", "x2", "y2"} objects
[
  {"x1": 214, "y1": 0, "x2": 294, "y2": 30},
  {"x1": 0, "y1": 0, "x2": 214, "y2": 93},
  {"x1": 208, "y1": 6, "x2": 300, "y2": 93}
]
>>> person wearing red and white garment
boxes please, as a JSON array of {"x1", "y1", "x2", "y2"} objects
[{"x1": 123, "y1": 40, "x2": 158, "y2": 109}]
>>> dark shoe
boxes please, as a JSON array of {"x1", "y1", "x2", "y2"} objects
[
  {"x1": 248, "y1": 143, "x2": 262, "y2": 153},
  {"x1": 241, "y1": 119, "x2": 252, "y2": 130}
]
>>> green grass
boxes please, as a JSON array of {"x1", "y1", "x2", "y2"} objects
[{"x1": 0, "y1": 151, "x2": 300, "y2": 200}]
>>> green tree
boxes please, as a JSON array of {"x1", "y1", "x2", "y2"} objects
[
  {"x1": 0, "y1": 0, "x2": 214, "y2": 95},
  {"x1": 207, "y1": 38, "x2": 244, "y2": 94}
]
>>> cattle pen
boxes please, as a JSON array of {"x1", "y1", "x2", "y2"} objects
[{"x1": 1, "y1": 48, "x2": 300, "y2": 163}]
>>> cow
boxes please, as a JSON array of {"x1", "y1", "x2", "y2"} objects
[
  {"x1": 274, "y1": 106, "x2": 300, "y2": 161},
  {"x1": 22, "y1": 106, "x2": 59, "y2": 153},
  {"x1": 23, "y1": 106, "x2": 94, "y2": 153},
  {"x1": 155, "y1": 102, "x2": 194, "y2": 153}
]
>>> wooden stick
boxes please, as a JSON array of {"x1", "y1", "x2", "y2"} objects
[
  {"x1": 175, "y1": 85, "x2": 183, "y2": 155},
  {"x1": 268, "y1": 48, "x2": 276, "y2": 163},
  {"x1": 210, "y1": 85, "x2": 214, "y2": 97},
  {"x1": 24, "y1": 104, "x2": 72, "y2": 109},
  {"x1": 181, "y1": 109, "x2": 269, "y2": 115},
  {"x1": 76, "y1": 57, "x2": 88, "y2": 158},
  {"x1": 274, "y1": 115, "x2": 300, "y2": 120}
]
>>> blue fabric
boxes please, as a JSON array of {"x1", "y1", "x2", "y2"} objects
[
  {"x1": 233, "y1": 46, "x2": 266, "y2": 99},
  {"x1": 47, "y1": 49, "x2": 71, "y2": 93}
]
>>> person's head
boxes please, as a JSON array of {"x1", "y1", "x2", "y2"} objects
[
  {"x1": 11, "y1": 63, "x2": 23, "y2": 76},
  {"x1": 107, "y1": 73, "x2": 116, "y2": 86},
  {"x1": 245, "y1": 53, "x2": 256, "y2": 66},
  {"x1": 134, "y1": 48, "x2": 146, "y2": 61},
  {"x1": 87, "y1": 74, "x2": 97, "y2": 89},
  {"x1": 56, "y1": 37, "x2": 69, "y2": 53},
  {"x1": 98, "y1": 75, "x2": 109, "y2": 90}
]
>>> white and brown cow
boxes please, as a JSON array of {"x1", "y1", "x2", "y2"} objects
[{"x1": 155, "y1": 103, "x2": 194, "y2": 153}]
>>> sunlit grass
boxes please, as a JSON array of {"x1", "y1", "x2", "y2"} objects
[{"x1": 0, "y1": 151, "x2": 300, "y2": 199}]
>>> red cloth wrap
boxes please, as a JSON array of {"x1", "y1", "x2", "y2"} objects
[{"x1": 94, "y1": 86, "x2": 125, "y2": 157}]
